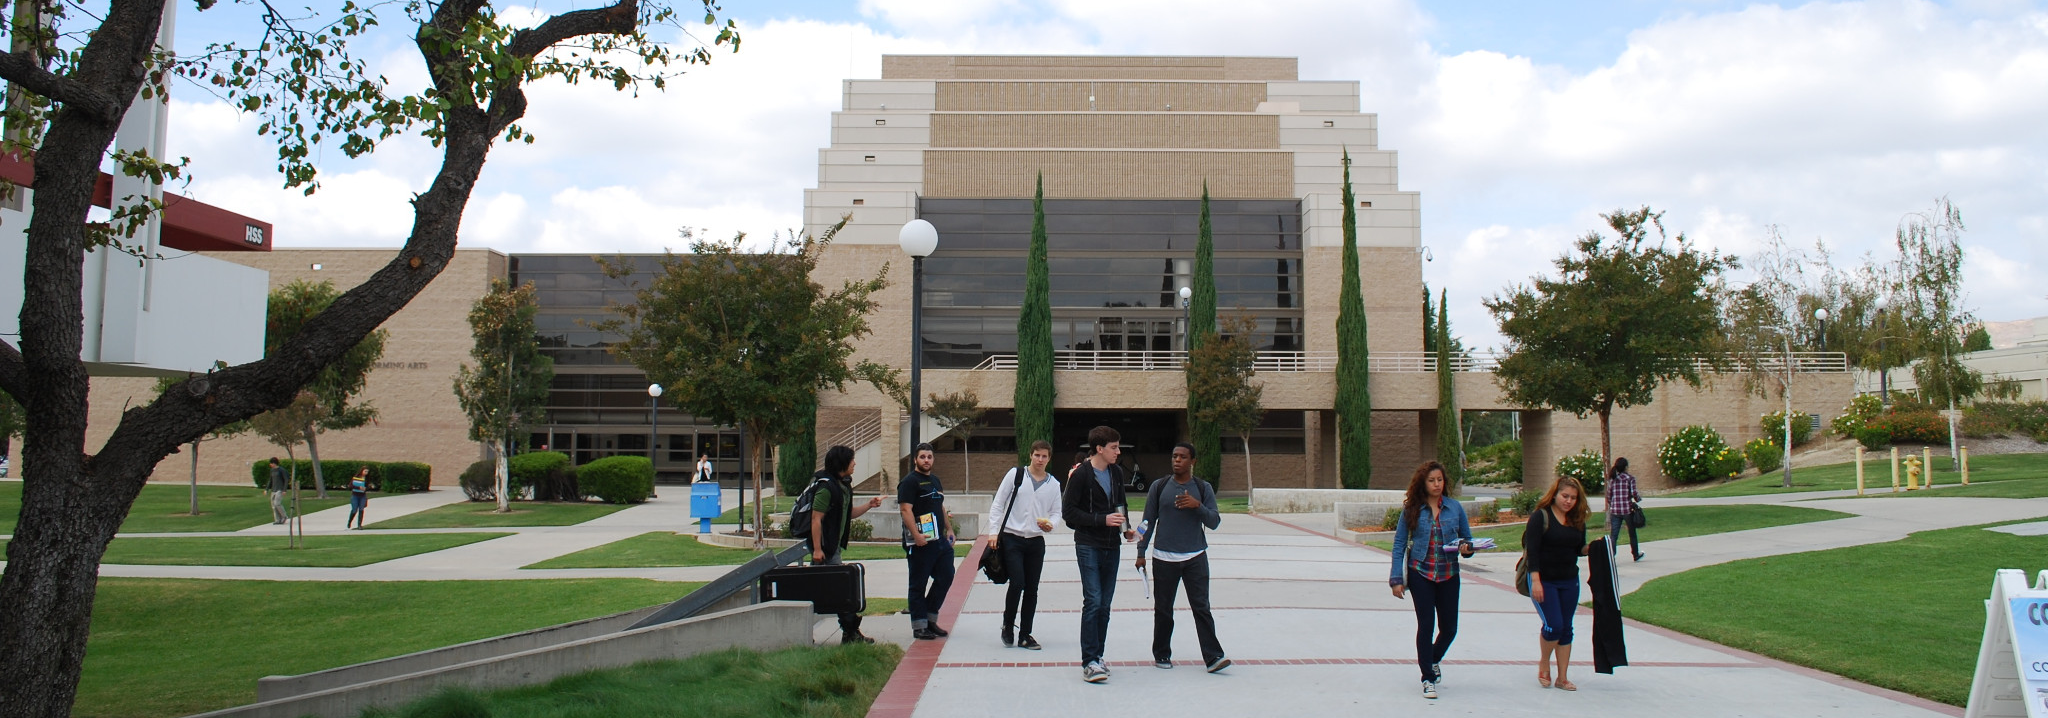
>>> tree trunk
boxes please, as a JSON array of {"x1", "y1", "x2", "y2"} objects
[
  {"x1": 494, "y1": 442, "x2": 510, "y2": 513},
  {"x1": 189, "y1": 440, "x2": 200, "y2": 515},
  {"x1": 1781, "y1": 379, "x2": 1794, "y2": 488},
  {"x1": 304, "y1": 427, "x2": 328, "y2": 499},
  {"x1": 750, "y1": 438, "x2": 767, "y2": 549},
  {"x1": 962, "y1": 439, "x2": 971, "y2": 494},
  {"x1": 1241, "y1": 432, "x2": 1254, "y2": 505},
  {"x1": 287, "y1": 448, "x2": 300, "y2": 549},
  {"x1": 1597, "y1": 404, "x2": 1613, "y2": 480}
]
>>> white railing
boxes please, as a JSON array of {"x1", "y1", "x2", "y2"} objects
[
  {"x1": 824, "y1": 413, "x2": 883, "y2": 452},
  {"x1": 965, "y1": 349, "x2": 1851, "y2": 374}
]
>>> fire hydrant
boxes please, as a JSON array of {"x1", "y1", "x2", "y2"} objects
[{"x1": 1904, "y1": 455, "x2": 1923, "y2": 490}]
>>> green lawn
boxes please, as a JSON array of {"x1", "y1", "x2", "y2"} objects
[
  {"x1": 715, "y1": 496, "x2": 798, "y2": 524},
  {"x1": 1628, "y1": 520, "x2": 2048, "y2": 706},
  {"x1": 71, "y1": 533, "x2": 508, "y2": 568},
  {"x1": 1366, "y1": 504, "x2": 1852, "y2": 553},
  {"x1": 365, "y1": 501, "x2": 631, "y2": 529},
  {"x1": 1665, "y1": 451, "x2": 2048, "y2": 498},
  {"x1": 525, "y1": 532, "x2": 967, "y2": 569},
  {"x1": 0, "y1": 481, "x2": 363, "y2": 535},
  {"x1": 77, "y1": 577, "x2": 700, "y2": 718},
  {"x1": 358, "y1": 643, "x2": 901, "y2": 718}
]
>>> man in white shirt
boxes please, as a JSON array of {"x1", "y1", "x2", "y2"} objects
[{"x1": 985, "y1": 439, "x2": 1063, "y2": 650}]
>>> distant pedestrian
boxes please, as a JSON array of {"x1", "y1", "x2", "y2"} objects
[
  {"x1": 695, "y1": 455, "x2": 714, "y2": 484},
  {"x1": 346, "y1": 467, "x2": 371, "y2": 529},
  {"x1": 1064, "y1": 425, "x2": 1137, "y2": 684},
  {"x1": 1390, "y1": 460, "x2": 1474, "y2": 699},
  {"x1": 1525, "y1": 476, "x2": 1592, "y2": 692},
  {"x1": 1605, "y1": 458, "x2": 1643, "y2": 562},
  {"x1": 808, "y1": 445, "x2": 887, "y2": 644},
  {"x1": 900, "y1": 443, "x2": 956, "y2": 640},
  {"x1": 986, "y1": 439, "x2": 1062, "y2": 650},
  {"x1": 267, "y1": 458, "x2": 289, "y2": 525},
  {"x1": 1136, "y1": 442, "x2": 1230, "y2": 674}
]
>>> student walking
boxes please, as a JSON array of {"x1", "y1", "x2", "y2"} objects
[
  {"x1": 1135, "y1": 442, "x2": 1230, "y2": 674},
  {"x1": 1064, "y1": 425, "x2": 1137, "y2": 683},
  {"x1": 809, "y1": 445, "x2": 888, "y2": 644},
  {"x1": 900, "y1": 443, "x2": 956, "y2": 641},
  {"x1": 1388, "y1": 461, "x2": 1474, "y2": 699},
  {"x1": 345, "y1": 466, "x2": 371, "y2": 529},
  {"x1": 1605, "y1": 458, "x2": 1644, "y2": 561},
  {"x1": 267, "y1": 458, "x2": 289, "y2": 525},
  {"x1": 985, "y1": 439, "x2": 1062, "y2": 651},
  {"x1": 1525, "y1": 476, "x2": 1593, "y2": 692}
]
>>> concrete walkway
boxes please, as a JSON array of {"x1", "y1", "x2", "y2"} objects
[{"x1": 869, "y1": 512, "x2": 1962, "y2": 718}]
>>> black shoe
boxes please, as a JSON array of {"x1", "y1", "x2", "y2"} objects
[
  {"x1": 1634, "y1": 552, "x2": 1645, "y2": 562},
  {"x1": 842, "y1": 631, "x2": 875, "y2": 645},
  {"x1": 1206, "y1": 657, "x2": 1232, "y2": 673},
  {"x1": 1154, "y1": 658, "x2": 1174, "y2": 669},
  {"x1": 1002, "y1": 626, "x2": 1015, "y2": 647},
  {"x1": 1018, "y1": 634, "x2": 1041, "y2": 650},
  {"x1": 929, "y1": 624, "x2": 949, "y2": 637},
  {"x1": 913, "y1": 627, "x2": 939, "y2": 641}
]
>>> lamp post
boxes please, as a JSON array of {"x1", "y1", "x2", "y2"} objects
[
  {"x1": 1179, "y1": 286, "x2": 1193, "y2": 351},
  {"x1": 900, "y1": 219, "x2": 939, "y2": 447},
  {"x1": 1814, "y1": 307, "x2": 1830, "y2": 351},
  {"x1": 647, "y1": 383, "x2": 662, "y2": 480},
  {"x1": 1874, "y1": 297, "x2": 1891, "y2": 404}
]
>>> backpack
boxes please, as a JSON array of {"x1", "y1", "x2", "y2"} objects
[{"x1": 787, "y1": 477, "x2": 835, "y2": 540}]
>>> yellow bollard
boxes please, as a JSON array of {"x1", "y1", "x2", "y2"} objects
[
  {"x1": 1891, "y1": 447, "x2": 1901, "y2": 492},
  {"x1": 1855, "y1": 445, "x2": 1865, "y2": 496},
  {"x1": 1923, "y1": 448, "x2": 1934, "y2": 489},
  {"x1": 1962, "y1": 446, "x2": 1971, "y2": 485}
]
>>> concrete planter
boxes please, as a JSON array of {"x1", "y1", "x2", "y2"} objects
[{"x1": 1251, "y1": 488, "x2": 1405, "y2": 513}]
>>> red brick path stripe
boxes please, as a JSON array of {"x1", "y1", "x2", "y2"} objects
[
  {"x1": 932, "y1": 658, "x2": 1759, "y2": 669},
  {"x1": 866, "y1": 535, "x2": 988, "y2": 718}
]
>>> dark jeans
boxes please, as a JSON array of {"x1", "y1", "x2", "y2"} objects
[
  {"x1": 1607, "y1": 512, "x2": 1640, "y2": 557},
  {"x1": 1532, "y1": 578, "x2": 1579, "y2": 645},
  {"x1": 1075, "y1": 543, "x2": 1120, "y2": 665},
  {"x1": 819, "y1": 551, "x2": 862, "y2": 637},
  {"x1": 1406, "y1": 567, "x2": 1459, "y2": 682},
  {"x1": 999, "y1": 534, "x2": 1047, "y2": 637},
  {"x1": 347, "y1": 493, "x2": 367, "y2": 527},
  {"x1": 906, "y1": 539, "x2": 956, "y2": 626},
  {"x1": 1152, "y1": 554, "x2": 1225, "y2": 665}
]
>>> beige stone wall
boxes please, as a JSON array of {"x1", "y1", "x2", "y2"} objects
[
  {"x1": 84, "y1": 249, "x2": 503, "y2": 487},
  {"x1": 929, "y1": 113, "x2": 1280, "y2": 149},
  {"x1": 1302, "y1": 246, "x2": 1424, "y2": 355},
  {"x1": 1533, "y1": 374, "x2": 1855, "y2": 491},
  {"x1": 923, "y1": 150, "x2": 1294, "y2": 199},
  {"x1": 886, "y1": 55, "x2": 1296, "y2": 81},
  {"x1": 934, "y1": 82, "x2": 1270, "y2": 112}
]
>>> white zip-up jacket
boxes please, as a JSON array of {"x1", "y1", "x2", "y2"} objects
[{"x1": 985, "y1": 467, "x2": 1063, "y2": 539}]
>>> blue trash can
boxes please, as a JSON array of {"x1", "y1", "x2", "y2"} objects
[{"x1": 690, "y1": 482, "x2": 721, "y2": 534}]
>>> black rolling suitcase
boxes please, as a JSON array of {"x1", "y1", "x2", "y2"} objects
[{"x1": 761, "y1": 562, "x2": 866, "y2": 615}]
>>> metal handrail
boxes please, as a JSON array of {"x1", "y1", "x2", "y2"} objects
[
  {"x1": 824, "y1": 413, "x2": 883, "y2": 452},
  {"x1": 627, "y1": 543, "x2": 809, "y2": 629},
  {"x1": 964, "y1": 350, "x2": 1851, "y2": 374}
]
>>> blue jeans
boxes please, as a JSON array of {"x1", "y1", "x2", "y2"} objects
[
  {"x1": 906, "y1": 539, "x2": 956, "y2": 627},
  {"x1": 1531, "y1": 578, "x2": 1578, "y2": 645},
  {"x1": 346, "y1": 493, "x2": 367, "y2": 527},
  {"x1": 1075, "y1": 544, "x2": 1120, "y2": 665},
  {"x1": 1607, "y1": 512, "x2": 1640, "y2": 557}
]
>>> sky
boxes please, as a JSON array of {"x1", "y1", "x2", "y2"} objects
[{"x1": 156, "y1": 0, "x2": 2048, "y2": 351}]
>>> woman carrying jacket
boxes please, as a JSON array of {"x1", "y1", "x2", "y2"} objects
[
  {"x1": 1388, "y1": 461, "x2": 1474, "y2": 700},
  {"x1": 1525, "y1": 476, "x2": 1592, "y2": 691}
]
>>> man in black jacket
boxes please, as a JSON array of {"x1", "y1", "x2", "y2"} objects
[
  {"x1": 809, "y1": 445, "x2": 886, "y2": 644},
  {"x1": 1064, "y1": 425, "x2": 1137, "y2": 683}
]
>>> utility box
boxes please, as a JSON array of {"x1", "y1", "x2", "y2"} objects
[{"x1": 690, "y1": 482, "x2": 721, "y2": 534}]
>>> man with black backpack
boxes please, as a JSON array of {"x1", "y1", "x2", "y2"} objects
[
  {"x1": 1135, "y1": 442, "x2": 1229, "y2": 674},
  {"x1": 803, "y1": 445, "x2": 885, "y2": 644}
]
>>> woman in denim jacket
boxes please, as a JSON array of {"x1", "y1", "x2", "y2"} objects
[{"x1": 1388, "y1": 461, "x2": 1474, "y2": 699}]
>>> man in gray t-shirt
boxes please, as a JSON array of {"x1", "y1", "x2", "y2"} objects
[
  {"x1": 267, "y1": 458, "x2": 289, "y2": 525},
  {"x1": 1134, "y1": 442, "x2": 1228, "y2": 673}
]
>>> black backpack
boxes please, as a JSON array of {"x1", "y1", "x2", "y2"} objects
[{"x1": 787, "y1": 477, "x2": 834, "y2": 540}]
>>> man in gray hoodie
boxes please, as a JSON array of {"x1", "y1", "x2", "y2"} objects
[{"x1": 1135, "y1": 442, "x2": 1229, "y2": 673}]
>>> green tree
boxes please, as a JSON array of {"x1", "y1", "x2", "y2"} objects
[
  {"x1": 1187, "y1": 183, "x2": 1222, "y2": 482},
  {"x1": 1335, "y1": 151, "x2": 1374, "y2": 488},
  {"x1": 0, "y1": 0, "x2": 738, "y2": 710},
  {"x1": 597, "y1": 220, "x2": 901, "y2": 547},
  {"x1": 1422, "y1": 283, "x2": 1435, "y2": 354},
  {"x1": 0, "y1": 389, "x2": 21, "y2": 457},
  {"x1": 1963, "y1": 325, "x2": 1992, "y2": 353},
  {"x1": 1896, "y1": 199, "x2": 1981, "y2": 410},
  {"x1": 775, "y1": 392, "x2": 817, "y2": 498},
  {"x1": 152, "y1": 376, "x2": 250, "y2": 515},
  {"x1": 267, "y1": 280, "x2": 388, "y2": 499},
  {"x1": 453, "y1": 279, "x2": 554, "y2": 512},
  {"x1": 927, "y1": 390, "x2": 987, "y2": 492},
  {"x1": 1484, "y1": 207, "x2": 1736, "y2": 478},
  {"x1": 248, "y1": 391, "x2": 324, "y2": 549},
  {"x1": 1190, "y1": 316, "x2": 1263, "y2": 497},
  {"x1": 1434, "y1": 290, "x2": 1463, "y2": 487},
  {"x1": 1014, "y1": 174, "x2": 1056, "y2": 464}
]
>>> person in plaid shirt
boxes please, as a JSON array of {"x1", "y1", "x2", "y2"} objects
[
  {"x1": 1605, "y1": 458, "x2": 1643, "y2": 561},
  {"x1": 1389, "y1": 461, "x2": 1475, "y2": 699}
]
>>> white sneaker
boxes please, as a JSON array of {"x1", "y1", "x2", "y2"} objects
[
  {"x1": 1422, "y1": 680, "x2": 1438, "y2": 699},
  {"x1": 1083, "y1": 662, "x2": 1108, "y2": 683}
]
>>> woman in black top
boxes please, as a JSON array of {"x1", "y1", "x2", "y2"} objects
[{"x1": 1523, "y1": 476, "x2": 1591, "y2": 691}]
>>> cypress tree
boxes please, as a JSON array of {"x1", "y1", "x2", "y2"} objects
[
  {"x1": 1335, "y1": 150, "x2": 1374, "y2": 488},
  {"x1": 1014, "y1": 173, "x2": 1056, "y2": 464},
  {"x1": 1189, "y1": 183, "x2": 1222, "y2": 483},
  {"x1": 1434, "y1": 290, "x2": 1463, "y2": 487},
  {"x1": 777, "y1": 392, "x2": 818, "y2": 497},
  {"x1": 1421, "y1": 283, "x2": 1435, "y2": 354}
]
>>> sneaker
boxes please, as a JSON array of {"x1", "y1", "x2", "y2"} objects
[
  {"x1": 1432, "y1": 662, "x2": 1442, "y2": 683},
  {"x1": 1206, "y1": 657, "x2": 1232, "y2": 674},
  {"x1": 1083, "y1": 662, "x2": 1109, "y2": 683},
  {"x1": 1422, "y1": 680, "x2": 1438, "y2": 699},
  {"x1": 928, "y1": 624, "x2": 949, "y2": 638},
  {"x1": 1154, "y1": 659, "x2": 1174, "y2": 669},
  {"x1": 1002, "y1": 626, "x2": 1015, "y2": 647},
  {"x1": 1017, "y1": 635, "x2": 1042, "y2": 650},
  {"x1": 1634, "y1": 552, "x2": 1645, "y2": 562},
  {"x1": 912, "y1": 627, "x2": 939, "y2": 641}
]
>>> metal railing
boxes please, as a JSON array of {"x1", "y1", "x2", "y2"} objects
[
  {"x1": 965, "y1": 349, "x2": 1851, "y2": 374},
  {"x1": 824, "y1": 413, "x2": 883, "y2": 453},
  {"x1": 970, "y1": 350, "x2": 1339, "y2": 372}
]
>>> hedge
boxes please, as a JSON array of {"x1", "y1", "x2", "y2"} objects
[
  {"x1": 579, "y1": 455, "x2": 654, "y2": 504},
  {"x1": 460, "y1": 460, "x2": 497, "y2": 502},
  {"x1": 248, "y1": 460, "x2": 431, "y2": 492},
  {"x1": 508, "y1": 451, "x2": 572, "y2": 500},
  {"x1": 381, "y1": 462, "x2": 432, "y2": 493},
  {"x1": 1657, "y1": 425, "x2": 1743, "y2": 484},
  {"x1": 1744, "y1": 437, "x2": 1783, "y2": 474}
]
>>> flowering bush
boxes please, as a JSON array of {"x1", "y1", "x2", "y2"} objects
[
  {"x1": 1744, "y1": 437, "x2": 1783, "y2": 474},
  {"x1": 1555, "y1": 449, "x2": 1606, "y2": 494},
  {"x1": 1659, "y1": 425, "x2": 1743, "y2": 484},
  {"x1": 1853, "y1": 426, "x2": 1890, "y2": 450},
  {"x1": 1870, "y1": 411, "x2": 1948, "y2": 445},
  {"x1": 1831, "y1": 394, "x2": 1884, "y2": 438},
  {"x1": 1760, "y1": 410, "x2": 1814, "y2": 446}
]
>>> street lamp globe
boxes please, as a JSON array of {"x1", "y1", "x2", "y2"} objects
[
  {"x1": 1814, "y1": 308, "x2": 1829, "y2": 321},
  {"x1": 647, "y1": 383, "x2": 663, "y2": 398},
  {"x1": 898, "y1": 219, "x2": 939, "y2": 258},
  {"x1": 1179, "y1": 286, "x2": 1192, "y2": 302}
]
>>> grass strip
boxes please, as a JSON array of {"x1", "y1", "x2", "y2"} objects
[
  {"x1": 0, "y1": 481, "x2": 364, "y2": 535},
  {"x1": 365, "y1": 501, "x2": 630, "y2": 529},
  {"x1": 79, "y1": 533, "x2": 510, "y2": 568},
  {"x1": 525, "y1": 532, "x2": 966, "y2": 569},
  {"x1": 1666, "y1": 451, "x2": 2046, "y2": 498},
  {"x1": 77, "y1": 577, "x2": 698, "y2": 718},
  {"x1": 1365, "y1": 504, "x2": 1852, "y2": 553},
  {"x1": 359, "y1": 643, "x2": 902, "y2": 718},
  {"x1": 1627, "y1": 520, "x2": 2048, "y2": 706}
]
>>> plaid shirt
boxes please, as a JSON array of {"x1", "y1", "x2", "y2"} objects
[
  {"x1": 1414, "y1": 511, "x2": 1458, "y2": 583},
  {"x1": 1608, "y1": 471, "x2": 1639, "y2": 515}
]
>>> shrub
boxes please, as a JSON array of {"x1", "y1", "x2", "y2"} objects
[
  {"x1": 1472, "y1": 499, "x2": 1500, "y2": 525},
  {"x1": 1831, "y1": 394, "x2": 1884, "y2": 438},
  {"x1": 248, "y1": 459, "x2": 382, "y2": 491},
  {"x1": 459, "y1": 460, "x2": 497, "y2": 502},
  {"x1": 1467, "y1": 440, "x2": 1523, "y2": 485},
  {"x1": 380, "y1": 462, "x2": 432, "y2": 493},
  {"x1": 579, "y1": 455, "x2": 654, "y2": 504},
  {"x1": 1379, "y1": 506, "x2": 1402, "y2": 531},
  {"x1": 1507, "y1": 487, "x2": 1542, "y2": 515},
  {"x1": 1554, "y1": 450, "x2": 1605, "y2": 495},
  {"x1": 1962, "y1": 400, "x2": 2048, "y2": 439},
  {"x1": 1744, "y1": 437, "x2": 1783, "y2": 474},
  {"x1": 1760, "y1": 410, "x2": 1814, "y2": 446},
  {"x1": 849, "y1": 519, "x2": 875, "y2": 542},
  {"x1": 1854, "y1": 426, "x2": 1891, "y2": 450},
  {"x1": 1658, "y1": 425, "x2": 1742, "y2": 484},
  {"x1": 1871, "y1": 411, "x2": 1947, "y2": 444},
  {"x1": 509, "y1": 451, "x2": 573, "y2": 501}
]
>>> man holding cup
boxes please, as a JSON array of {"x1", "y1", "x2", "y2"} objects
[{"x1": 1064, "y1": 426, "x2": 1138, "y2": 683}]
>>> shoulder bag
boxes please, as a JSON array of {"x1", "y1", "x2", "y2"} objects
[
  {"x1": 978, "y1": 466, "x2": 1026, "y2": 585},
  {"x1": 1514, "y1": 509, "x2": 1547, "y2": 597},
  {"x1": 1627, "y1": 506, "x2": 1647, "y2": 529}
]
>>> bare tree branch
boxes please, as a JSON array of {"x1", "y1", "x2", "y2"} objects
[
  {"x1": 0, "y1": 50, "x2": 119, "y2": 121},
  {"x1": 507, "y1": 0, "x2": 639, "y2": 59}
]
